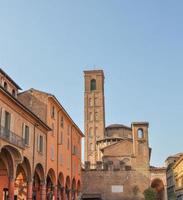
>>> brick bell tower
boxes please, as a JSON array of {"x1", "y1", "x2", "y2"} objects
[{"x1": 84, "y1": 70, "x2": 105, "y2": 164}]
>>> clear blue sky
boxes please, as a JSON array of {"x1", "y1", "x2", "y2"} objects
[{"x1": 1, "y1": 0, "x2": 183, "y2": 166}]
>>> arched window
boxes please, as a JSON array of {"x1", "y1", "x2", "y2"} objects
[
  {"x1": 138, "y1": 128, "x2": 144, "y2": 139},
  {"x1": 89, "y1": 128, "x2": 92, "y2": 138},
  {"x1": 12, "y1": 89, "x2": 16, "y2": 97},
  {"x1": 89, "y1": 112, "x2": 92, "y2": 121},
  {"x1": 4, "y1": 82, "x2": 7, "y2": 90},
  {"x1": 90, "y1": 79, "x2": 96, "y2": 91}
]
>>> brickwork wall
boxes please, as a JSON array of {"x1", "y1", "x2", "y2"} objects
[{"x1": 82, "y1": 169, "x2": 150, "y2": 200}]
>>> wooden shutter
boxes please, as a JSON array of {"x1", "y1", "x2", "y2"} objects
[
  {"x1": 22, "y1": 123, "x2": 25, "y2": 139},
  {"x1": 37, "y1": 134, "x2": 40, "y2": 152},
  {"x1": 1, "y1": 108, "x2": 5, "y2": 127}
]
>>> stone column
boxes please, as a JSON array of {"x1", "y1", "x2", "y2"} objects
[
  {"x1": 40, "y1": 181, "x2": 46, "y2": 200},
  {"x1": 54, "y1": 186, "x2": 57, "y2": 200},
  {"x1": 27, "y1": 181, "x2": 33, "y2": 200},
  {"x1": 8, "y1": 177, "x2": 14, "y2": 200}
]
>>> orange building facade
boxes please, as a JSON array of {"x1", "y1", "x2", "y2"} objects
[{"x1": 0, "y1": 68, "x2": 84, "y2": 200}]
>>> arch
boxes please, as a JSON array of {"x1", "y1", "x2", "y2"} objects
[
  {"x1": 58, "y1": 172, "x2": 64, "y2": 199},
  {"x1": 4, "y1": 81, "x2": 7, "y2": 90},
  {"x1": 122, "y1": 158, "x2": 130, "y2": 163},
  {"x1": 34, "y1": 163, "x2": 45, "y2": 182},
  {"x1": 65, "y1": 176, "x2": 71, "y2": 200},
  {"x1": 0, "y1": 147, "x2": 14, "y2": 178},
  {"x1": 33, "y1": 163, "x2": 45, "y2": 200},
  {"x1": 151, "y1": 178, "x2": 165, "y2": 200},
  {"x1": 2, "y1": 145, "x2": 23, "y2": 163},
  {"x1": 71, "y1": 178, "x2": 76, "y2": 200},
  {"x1": 58, "y1": 172, "x2": 64, "y2": 186},
  {"x1": 46, "y1": 168, "x2": 56, "y2": 199},
  {"x1": 15, "y1": 164, "x2": 27, "y2": 199},
  {"x1": 137, "y1": 128, "x2": 144, "y2": 139},
  {"x1": 47, "y1": 168, "x2": 56, "y2": 184},
  {"x1": 12, "y1": 89, "x2": 16, "y2": 97},
  {"x1": 90, "y1": 79, "x2": 96, "y2": 91}
]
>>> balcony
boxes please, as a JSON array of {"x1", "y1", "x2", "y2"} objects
[{"x1": 0, "y1": 125, "x2": 25, "y2": 149}]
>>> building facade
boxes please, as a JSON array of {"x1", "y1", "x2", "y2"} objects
[
  {"x1": 172, "y1": 155, "x2": 183, "y2": 200},
  {"x1": 82, "y1": 70, "x2": 167, "y2": 200},
  {"x1": 0, "y1": 68, "x2": 83, "y2": 200},
  {"x1": 165, "y1": 153, "x2": 183, "y2": 200}
]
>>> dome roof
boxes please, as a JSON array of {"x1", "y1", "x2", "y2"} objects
[{"x1": 106, "y1": 124, "x2": 131, "y2": 130}]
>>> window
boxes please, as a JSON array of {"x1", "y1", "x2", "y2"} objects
[
  {"x1": 72, "y1": 145, "x2": 77, "y2": 155},
  {"x1": 67, "y1": 125, "x2": 71, "y2": 135},
  {"x1": 60, "y1": 116, "x2": 64, "y2": 128},
  {"x1": 89, "y1": 98, "x2": 92, "y2": 106},
  {"x1": 23, "y1": 124, "x2": 29, "y2": 145},
  {"x1": 90, "y1": 79, "x2": 96, "y2": 91},
  {"x1": 89, "y1": 128, "x2": 92, "y2": 138},
  {"x1": 4, "y1": 82, "x2": 7, "y2": 90},
  {"x1": 38, "y1": 135, "x2": 44, "y2": 153},
  {"x1": 95, "y1": 127, "x2": 99, "y2": 140},
  {"x1": 95, "y1": 111, "x2": 99, "y2": 121},
  {"x1": 12, "y1": 89, "x2": 16, "y2": 97},
  {"x1": 138, "y1": 128, "x2": 144, "y2": 139},
  {"x1": 94, "y1": 97, "x2": 98, "y2": 106},
  {"x1": 51, "y1": 106, "x2": 55, "y2": 118},
  {"x1": 4, "y1": 111, "x2": 11, "y2": 131},
  {"x1": 89, "y1": 112, "x2": 92, "y2": 121}
]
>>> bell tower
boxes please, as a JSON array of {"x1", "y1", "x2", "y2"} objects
[{"x1": 84, "y1": 70, "x2": 105, "y2": 164}]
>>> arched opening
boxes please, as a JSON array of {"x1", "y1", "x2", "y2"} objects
[
  {"x1": 151, "y1": 179, "x2": 165, "y2": 200},
  {"x1": 90, "y1": 79, "x2": 96, "y2": 91},
  {"x1": 65, "y1": 176, "x2": 71, "y2": 200},
  {"x1": 33, "y1": 163, "x2": 45, "y2": 200},
  {"x1": 12, "y1": 89, "x2": 16, "y2": 97},
  {"x1": 137, "y1": 128, "x2": 144, "y2": 139},
  {"x1": 15, "y1": 165, "x2": 27, "y2": 199},
  {"x1": 4, "y1": 82, "x2": 7, "y2": 90},
  {"x1": 71, "y1": 178, "x2": 76, "y2": 200},
  {"x1": 58, "y1": 172, "x2": 64, "y2": 200},
  {"x1": 46, "y1": 168, "x2": 56, "y2": 199},
  {"x1": 77, "y1": 180, "x2": 81, "y2": 198},
  {"x1": 15, "y1": 157, "x2": 32, "y2": 199},
  {"x1": 0, "y1": 146, "x2": 20, "y2": 199}
]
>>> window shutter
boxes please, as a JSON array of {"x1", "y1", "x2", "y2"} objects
[
  {"x1": 26, "y1": 126, "x2": 30, "y2": 145},
  {"x1": 37, "y1": 134, "x2": 40, "y2": 152},
  {"x1": 1, "y1": 108, "x2": 5, "y2": 127},
  {"x1": 10, "y1": 114, "x2": 13, "y2": 132},
  {"x1": 0, "y1": 107, "x2": 2, "y2": 126},
  {"x1": 22, "y1": 123, "x2": 25, "y2": 139}
]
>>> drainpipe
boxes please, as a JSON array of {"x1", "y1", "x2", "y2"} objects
[
  {"x1": 33, "y1": 123, "x2": 36, "y2": 171},
  {"x1": 71, "y1": 125, "x2": 73, "y2": 198},
  {"x1": 57, "y1": 110, "x2": 62, "y2": 190}
]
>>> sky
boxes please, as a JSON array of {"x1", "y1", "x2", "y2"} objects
[{"x1": 0, "y1": 0, "x2": 183, "y2": 166}]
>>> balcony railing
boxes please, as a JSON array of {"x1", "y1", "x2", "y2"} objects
[{"x1": 0, "y1": 125, "x2": 25, "y2": 149}]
